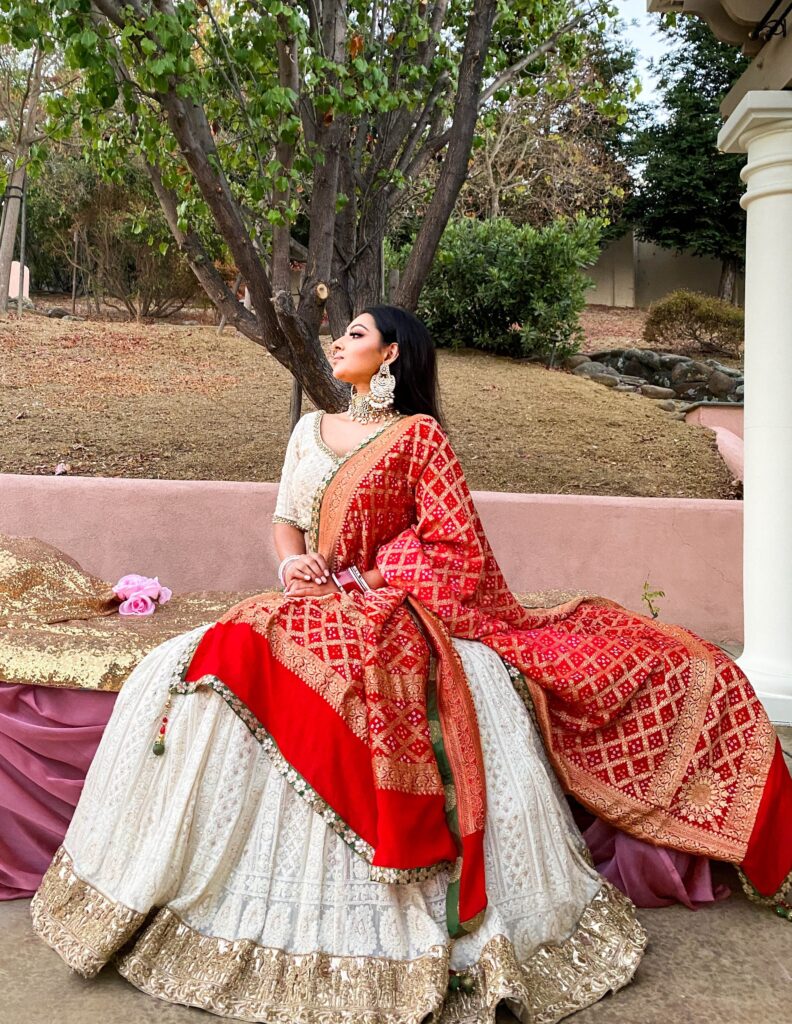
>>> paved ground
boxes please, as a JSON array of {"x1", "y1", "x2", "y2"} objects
[{"x1": 2, "y1": 857, "x2": 790, "y2": 1024}]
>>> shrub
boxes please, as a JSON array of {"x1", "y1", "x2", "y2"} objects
[
  {"x1": 643, "y1": 290, "x2": 743, "y2": 356},
  {"x1": 395, "y1": 215, "x2": 602, "y2": 361},
  {"x1": 26, "y1": 150, "x2": 207, "y2": 317}
]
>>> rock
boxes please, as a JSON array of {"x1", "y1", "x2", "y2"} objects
[
  {"x1": 62, "y1": 314, "x2": 85, "y2": 322},
  {"x1": 632, "y1": 349, "x2": 662, "y2": 371},
  {"x1": 674, "y1": 384, "x2": 713, "y2": 401},
  {"x1": 658, "y1": 353, "x2": 692, "y2": 369},
  {"x1": 572, "y1": 361, "x2": 619, "y2": 379},
  {"x1": 589, "y1": 373, "x2": 619, "y2": 387},
  {"x1": 47, "y1": 307, "x2": 70, "y2": 318},
  {"x1": 569, "y1": 346, "x2": 742, "y2": 404},
  {"x1": 670, "y1": 359, "x2": 710, "y2": 385},
  {"x1": 179, "y1": 319, "x2": 200, "y2": 326},
  {"x1": 659, "y1": 399, "x2": 677, "y2": 411},
  {"x1": 640, "y1": 384, "x2": 677, "y2": 399},
  {"x1": 734, "y1": 384, "x2": 744, "y2": 397},
  {"x1": 707, "y1": 369, "x2": 737, "y2": 398},
  {"x1": 8, "y1": 296, "x2": 35, "y2": 310},
  {"x1": 705, "y1": 359, "x2": 742, "y2": 378}
]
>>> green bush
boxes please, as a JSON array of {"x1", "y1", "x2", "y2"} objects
[
  {"x1": 400, "y1": 215, "x2": 602, "y2": 361},
  {"x1": 643, "y1": 290, "x2": 743, "y2": 356},
  {"x1": 26, "y1": 150, "x2": 209, "y2": 317}
]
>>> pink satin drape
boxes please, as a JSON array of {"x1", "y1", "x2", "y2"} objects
[{"x1": 0, "y1": 683, "x2": 117, "y2": 899}]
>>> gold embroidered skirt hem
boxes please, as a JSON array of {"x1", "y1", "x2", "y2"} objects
[{"x1": 31, "y1": 847, "x2": 645, "y2": 1024}]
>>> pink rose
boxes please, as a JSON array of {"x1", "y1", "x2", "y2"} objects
[
  {"x1": 118, "y1": 594, "x2": 156, "y2": 616},
  {"x1": 113, "y1": 574, "x2": 172, "y2": 603},
  {"x1": 113, "y1": 573, "x2": 153, "y2": 599}
]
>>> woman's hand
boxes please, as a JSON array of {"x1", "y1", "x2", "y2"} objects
[
  {"x1": 285, "y1": 578, "x2": 340, "y2": 597},
  {"x1": 282, "y1": 553, "x2": 331, "y2": 587}
]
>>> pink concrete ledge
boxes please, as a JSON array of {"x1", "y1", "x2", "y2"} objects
[
  {"x1": 0, "y1": 473, "x2": 743, "y2": 646},
  {"x1": 685, "y1": 405, "x2": 744, "y2": 481}
]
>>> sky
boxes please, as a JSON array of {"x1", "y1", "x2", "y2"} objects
[{"x1": 613, "y1": 0, "x2": 672, "y2": 111}]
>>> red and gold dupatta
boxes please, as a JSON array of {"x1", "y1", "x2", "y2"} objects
[
  {"x1": 181, "y1": 413, "x2": 792, "y2": 930},
  {"x1": 181, "y1": 414, "x2": 487, "y2": 935}
]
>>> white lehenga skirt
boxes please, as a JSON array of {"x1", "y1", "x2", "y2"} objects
[{"x1": 31, "y1": 625, "x2": 646, "y2": 1024}]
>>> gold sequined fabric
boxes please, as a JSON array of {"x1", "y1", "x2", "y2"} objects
[
  {"x1": 32, "y1": 848, "x2": 646, "y2": 1024},
  {"x1": 0, "y1": 530, "x2": 256, "y2": 691},
  {"x1": 512, "y1": 589, "x2": 595, "y2": 610},
  {"x1": 0, "y1": 591, "x2": 254, "y2": 691},
  {"x1": 0, "y1": 534, "x2": 117, "y2": 624}
]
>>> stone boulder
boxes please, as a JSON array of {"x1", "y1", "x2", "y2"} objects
[
  {"x1": 572, "y1": 361, "x2": 619, "y2": 379},
  {"x1": 589, "y1": 373, "x2": 618, "y2": 387},
  {"x1": 658, "y1": 353, "x2": 692, "y2": 369},
  {"x1": 566, "y1": 346, "x2": 743, "y2": 404},
  {"x1": 564, "y1": 354, "x2": 592, "y2": 370},
  {"x1": 707, "y1": 369, "x2": 737, "y2": 398},
  {"x1": 640, "y1": 384, "x2": 677, "y2": 399},
  {"x1": 670, "y1": 359, "x2": 711, "y2": 384}
]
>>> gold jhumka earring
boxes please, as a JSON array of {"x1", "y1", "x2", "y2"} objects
[{"x1": 348, "y1": 361, "x2": 396, "y2": 424}]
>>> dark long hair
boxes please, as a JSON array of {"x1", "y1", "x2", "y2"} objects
[{"x1": 360, "y1": 305, "x2": 445, "y2": 427}]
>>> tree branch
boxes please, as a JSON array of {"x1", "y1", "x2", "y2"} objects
[
  {"x1": 478, "y1": 13, "x2": 590, "y2": 107},
  {"x1": 395, "y1": 0, "x2": 499, "y2": 309}
]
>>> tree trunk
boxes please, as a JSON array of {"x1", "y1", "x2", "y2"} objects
[
  {"x1": 0, "y1": 166, "x2": 26, "y2": 310},
  {"x1": 395, "y1": 0, "x2": 498, "y2": 309},
  {"x1": 718, "y1": 257, "x2": 738, "y2": 305},
  {"x1": 353, "y1": 194, "x2": 390, "y2": 311},
  {"x1": 0, "y1": 50, "x2": 44, "y2": 310},
  {"x1": 326, "y1": 146, "x2": 356, "y2": 338}
]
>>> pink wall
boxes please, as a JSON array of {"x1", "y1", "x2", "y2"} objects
[
  {"x1": 685, "y1": 405, "x2": 743, "y2": 439},
  {"x1": 0, "y1": 474, "x2": 743, "y2": 646},
  {"x1": 684, "y1": 406, "x2": 744, "y2": 481}
]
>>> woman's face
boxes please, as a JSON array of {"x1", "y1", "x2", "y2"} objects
[{"x1": 330, "y1": 313, "x2": 398, "y2": 387}]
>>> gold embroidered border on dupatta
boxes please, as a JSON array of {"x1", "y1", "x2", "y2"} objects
[
  {"x1": 32, "y1": 847, "x2": 647, "y2": 1024},
  {"x1": 517, "y1": 608, "x2": 777, "y2": 862}
]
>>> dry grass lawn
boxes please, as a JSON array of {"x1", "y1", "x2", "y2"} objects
[{"x1": 0, "y1": 310, "x2": 738, "y2": 499}]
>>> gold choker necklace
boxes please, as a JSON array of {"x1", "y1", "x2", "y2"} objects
[{"x1": 348, "y1": 389, "x2": 396, "y2": 424}]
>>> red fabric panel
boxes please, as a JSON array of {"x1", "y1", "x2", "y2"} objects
[
  {"x1": 370, "y1": 789, "x2": 456, "y2": 868},
  {"x1": 186, "y1": 622, "x2": 379, "y2": 846},
  {"x1": 458, "y1": 829, "x2": 487, "y2": 923},
  {"x1": 741, "y1": 738, "x2": 792, "y2": 896}
]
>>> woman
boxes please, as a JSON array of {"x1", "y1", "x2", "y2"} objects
[{"x1": 31, "y1": 306, "x2": 790, "y2": 1022}]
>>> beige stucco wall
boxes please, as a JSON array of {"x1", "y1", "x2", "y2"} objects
[
  {"x1": 584, "y1": 233, "x2": 636, "y2": 307},
  {"x1": 585, "y1": 231, "x2": 745, "y2": 308}
]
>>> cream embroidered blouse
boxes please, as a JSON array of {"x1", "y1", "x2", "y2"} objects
[{"x1": 273, "y1": 411, "x2": 400, "y2": 537}]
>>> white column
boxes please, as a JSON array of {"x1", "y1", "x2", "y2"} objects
[{"x1": 718, "y1": 92, "x2": 792, "y2": 724}]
